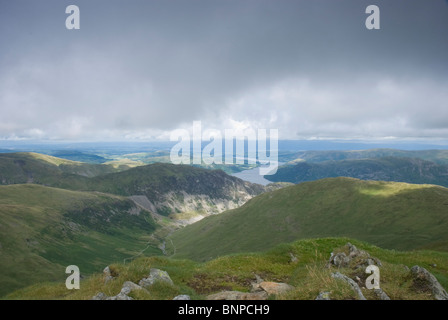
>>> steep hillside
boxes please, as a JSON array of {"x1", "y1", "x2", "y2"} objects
[
  {"x1": 0, "y1": 184, "x2": 159, "y2": 297},
  {"x1": 82, "y1": 163, "x2": 266, "y2": 217},
  {"x1": 168, "y1": 178, "x2": 448, "y2": 261},
  {"x1": 266, "y1": 157, "x2": 448, "y2": 187}
]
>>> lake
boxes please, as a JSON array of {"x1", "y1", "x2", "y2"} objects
[{"x1": 231, "y1": 163, "x2": 282, "y2": 186}]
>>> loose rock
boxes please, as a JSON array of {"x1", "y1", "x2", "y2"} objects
[
  {"x1": 121, "y1": 281, "x2": 146, "y2": 295},
  {"x1": 374, "y1": 288, "x2": 391, "y2": 300},
  {"x1": 173, "y1": 294, "x2": 191, "y2": 300},
  {"x1": 103, "y1": 266, "x2": 114, "y2": 284},
  {"x1": 139, "y1": 268, "x2": 174, "y2": 288},
  {"x1": 107, "y1": 293, "x2": 134, "y2": 300},
  {"x1": 207, "y1": 291, "x2": 268, "y2": 300},
  {"x1": 315, "y1": 292, "x2": 331, "y2": 300},
  {"x1": 91, "y1": 292, "x2": 108, "y2": 300},
  {"x1": 289, "y1": 252, "x2": 298, "y2": 263},
  {"x1": 259, "y1": 282, "x2": 294, "y2": 296}
]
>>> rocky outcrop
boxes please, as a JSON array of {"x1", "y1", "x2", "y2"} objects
[
  {"x1": 91, "y1": 281, "x2": 146, "y2": 300},
  {"x1": 325, "y1": 243, "x2": 448, "y2": 301},
  {"x1": 93, "y1": 268, "x2": 173, "y2": 300},
  {"x1": 326, "y1": 243, "x2": 386, "y2": 300},
  {"x1": 139, "y1": 268, "x2": 174, "y2": 288},
  {"x1": 411, "y1": 265, "x2": 448, "y2": 300},
  {"x1": 327, "y1": 242, "x2": 382, "y2": 269}
]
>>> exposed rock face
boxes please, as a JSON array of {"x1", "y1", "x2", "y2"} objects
[
  {"x1": 139, "y1": 268, "x2": 174, "y2": 288},
  {"x1": 109, "y1": 163, "x2": 266, "y2": 217},
  {"x1": 411, "y1": 265, "x2": 448, "y2": 300}
]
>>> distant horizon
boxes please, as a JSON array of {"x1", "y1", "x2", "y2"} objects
[{"x1": 1, "y1": 138, "x2": 448, "y2": 153}]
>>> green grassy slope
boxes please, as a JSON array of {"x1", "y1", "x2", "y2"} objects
[
  {"x1": 0, "y1": 184, "x2": 159, "y2": 297},
  {"x1": 168, "y1": 178, "x2": 448, "y2": 261},
  {"x1": 6, "y1": 238, "x2": 448, "y2": 300},
  {"x1": 266, "y1": 157, "x2": 448, "y2": 187},
  {"x1": 0, "y1": 152, "x2": 121, "y2": 185}
]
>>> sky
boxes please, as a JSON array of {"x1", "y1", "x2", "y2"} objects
[{"x1": 0, "y1": 0, "x2": 447, "y2": 142}]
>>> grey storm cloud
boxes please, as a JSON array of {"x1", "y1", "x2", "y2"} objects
[{"x1": 0, "y1": 0, "x2": 447, "y2": 140}]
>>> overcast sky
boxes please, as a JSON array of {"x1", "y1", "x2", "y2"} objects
[{"x1": 0, "y1": 0, "x2": 447, "y2": 141}]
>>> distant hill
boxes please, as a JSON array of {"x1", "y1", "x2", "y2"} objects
[
  {"x1": 49, "y1": 150, "x2": 108, "y2": 164},
  {"x1": 0, "y1": 184, "x2": 158, "y2": 297},
  {"x1": 266, "y1": 157, "x2": 448, "y2": 187},
  {"x1": 83, "y1": 163, "x2": 266, "y2": 216},
  {"x1": 279, "y1": 149, "x2": 448, "y2": 165},
  {"x1": 0, "y1": 152, "x2": 266, "y2": 217},
  {"x1": 0, "y1": 152, "x2": 120, "y2": 184},
  {"x1": 168, "y1": 178, "x2": 448, "y2": 261}
]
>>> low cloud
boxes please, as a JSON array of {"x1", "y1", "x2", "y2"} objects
[{"x1": 0, "y1": 0, "x2": 447, "y2": 141}]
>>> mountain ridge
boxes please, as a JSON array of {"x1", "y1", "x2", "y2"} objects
[
  {"x1": 168, "y1": 177, "x2": 448, "y2": 261},
  {"x1": 267, "y1": 157, "x2": 448, "y2": 186}
]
